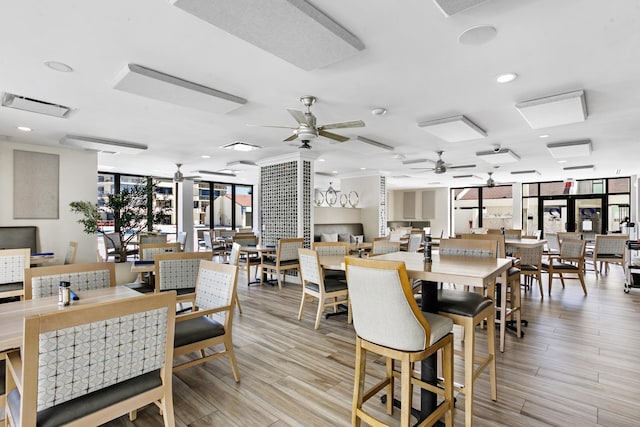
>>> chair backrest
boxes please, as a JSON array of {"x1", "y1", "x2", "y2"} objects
[
  {"x1": 0, "y1": 248, "x2": 30, "y2": 285},
  {"x1": 218, "y1": 229, "x2": 236, "y2": 239},
  {"x1": 345, "y1": 257, "x2": 431, "y2": 352},
  {"x1": 277, "y1": 238, "x2": 304, "y2": 262},
  {"x1": 233, "y1": 235, "x2": 258, "y2": 247},
  {"x1": 202, "y1": 231, "x2": 214, "y2": 251},
  {"x1": 526, "y1": 229, "x2": 542, "y2": 239},
  {"x1": 389, "y1": 230, "x2": 406, "y2": 242},
  {"x1": 546, "y1": 233, "x2": 560, "y2": 252},
  {"x1": 312, "y1": 241, "x2": 349, "y2": 256},
  {"x1": 24, "y1": 262, "x2": 116, "y2": 299},
  {"x1": 16, "y1": 292, "x2": 175, "y2": 425},
  {"x1": 594, "y1": 234, "x2": 627, "y2": 256},
  {"x1": 64, "y1": 241, "x2": 78, "y2": 265},
  {"x1": 139, "y1": 242, "x2": 181, "y2": 260},
  {"x1": 103, "y1": 232, "x2": 121, "y2": 250},
  {"x1": 517, "y1": 245, "x2": 543, "y2": 268},
  {"x1": 154, "y1": 251, "x2": 213, "y2": 292},
  {"x1": 298, "y1": 248, "x2": 323, "y2": 287},
  {"x1": 438, "y1": 238, "x2": 497, "y2": 258},
  {"x1": 177, "y1": 231, "x2": 188, "y2": 250},
  {"x1": 139, "y1": 233, "x2": 168, "y2": 245},
  {"x1": 373, "y1": 236, "x2": 390, "y2": 242},
  {"x1": 461, "y1": 233, "x2": 505, "y2": 257},
  {"x1": 504, "y1": 229, "x2": 522, "y2": 240},
  {"x1": 557, "y1": 232, "x2": 582, "y2": 243},
  {"x1": 406, "y1": 233, "x2": 423, "y2": 252},
  {"x1": 371, "y1": 240, "x2": 401, "y2": 255},
  {"x1": 559, "y1": 239, "x2": 587, "y2": 259},
  {"x1": 195, "y1": 261, "x2": 238, "y2": 326},
  {"x1": 228, "y1": 242, "x2": 241, "y2": 266},
  {"x1": 470, "y1": 227, "x2": 488, "y2": 234}
]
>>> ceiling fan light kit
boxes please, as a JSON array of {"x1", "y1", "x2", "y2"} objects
[
  {"x1": 417, "y1": 115, "x2": 487, "y2": 142},
  {"x1": 475, "y1": 148, "x2": 520, "y2": 164}
]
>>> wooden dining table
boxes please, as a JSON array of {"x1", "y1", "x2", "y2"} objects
[
  {"x1": 0, "y1": 286, "x2": 142, "y2": 353},
  {"x1": 321, "y1": 251, "x2": 512, "y2": 424}
]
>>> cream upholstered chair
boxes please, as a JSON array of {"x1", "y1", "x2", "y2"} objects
[
  {"x1": 592, "y1": 234, "x2": 627, "y2": 276},
  {"x1": 4, "y1": 291, "x2": 176, "y2": 427},
  {"x1": 260, "y1": 238, "x2": 304, "y2": 289},
  {"x1": 406, "y1": 232, "x2": 423, "y2": 252},
  {"x1": 63, "y1": 241, "x2": 78, "y2": 264},
  {"x1": 173, "y1": 261, "x2": 240, "y2": 382},
  {"x1": 345, "y1": 257, "x2": 454, "y2": 427},
  {"x1": 544, "y1": 232, "x2": 561, "y2": 256},
  {"x1": 0, "y1": 248, "x2": 30, "y2": 301},
  {"x1": 542, "y1": 239, "x2": 587, "y2": 295},
  {"x1": 232, "y1": 235, "x2": 261, "y2": 283},
  {"x1": 312, "y1": 241, "x2": 349, "y2": 280},
  {"x1": 297, "y1": 248, "x2": 349, "y2": 329},
  {"x1": 371, "y1": 240, "x2": 401, "y2": 255},
  {"x1": 437, "y1": 238, "x2": 498, "y2": 426},
  {"x1": 154, "y1": 251, "x2": 214, "y2": 305},
  {"x1": 24, "y1": 262, "x2": 116, "y2": 299},
  {"x1": 226, "y1": 242, "x2": 243, "y2": 313}
]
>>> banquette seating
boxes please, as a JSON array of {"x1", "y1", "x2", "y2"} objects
[{"x1": 314, "y1": 223, "x2": 364, "y2": 243}]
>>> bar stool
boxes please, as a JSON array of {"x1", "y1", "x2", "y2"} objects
[{"x1": 346, "y1": 257, "x2": 454, "y2": 427}]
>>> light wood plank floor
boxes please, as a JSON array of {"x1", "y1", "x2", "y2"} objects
[{"x1": 103, "y1": 264, "x2": 640, "y2": 426}]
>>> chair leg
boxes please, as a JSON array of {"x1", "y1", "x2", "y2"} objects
[
  {"x1": 548, "y1": 270, "x2": 553, "y2": 296},
  {"x1": 386, "y1": 357, "x2": 394, "y2": 415},
  {"x1": 486, "y1": 312, "x2": 498, "y2": 402},
  {"x1": 400, "y1": 354, "x2": 412, "y2": 427},
  {"x1": 277, "y1": 269, "x2": 283, "y2": 290},
  {"x1": 352, "y1": 338, "x2": 366, "y2": 427},
  {"x1": 443, "y1": 337, "x2": 454, "y2": 427},
  {"x1": 579, "y1": 271, "x2": 588, "y2": 295},
  {"x1": 537, "y1": 272, "x2": 544, "y2": 298},
  {"x1": 227, "y1": 340, "x2": 241, "y2": 383},
  {"x1": 314, "y1": 296, "x2": 324, "y2": 329},
  {"x1": 463, "y1": 318, "x2": 476, "y2": 427},
  {"x1": 234, "y1": 289, "x2": 243, "y2": 314},
  {"x1": 297, "y1": 292, "x2": 307, "y2": 320}
]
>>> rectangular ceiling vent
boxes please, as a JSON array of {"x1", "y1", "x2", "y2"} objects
[
  {"x1": 563, "y1": 165, "x2": 594, "y2": 171},
  {"x1": 197, "y1": 169, "x2": 237, "y2": 177},
  {"x1": 172, "y1": 0, "x2": 365, "y2": 71},
  {"x1": 475, "y1": 148, "x2": 520, "y2": 164},
  {"x1": 315, "y1": 171, "x2": 335, "y2": 177},
  {"x1": 60, "y1": 135, "x2": 147, "y2": 154},
  {"x1": 2, "y1": 93, "x2": 72, "y2": 118},
  {"x1": 510, "y1": 170, "x2": 541, "y2": 175},
  {"x1": 432, "y1": 0, "x2": 490, "y2": 17},
  {"x1": 417, "y1": 115, "x2": 487, "y2": 142},
  {"x1": 113, "y1": 64, "x2": 247, "y2": 113},
  {"x1": 516, "y1": 89, "x2": 587, "y2": 129},
  {"x1": 546, "y1": 139, "x2": 592, "y2": 158},
  {"x1": 402, "y1": 158, "x2": 434, "y2": 165}
]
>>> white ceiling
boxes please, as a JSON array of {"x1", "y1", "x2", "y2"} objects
[{"x1": 1, "y1": 0, "x2": 639, "y2": 190}]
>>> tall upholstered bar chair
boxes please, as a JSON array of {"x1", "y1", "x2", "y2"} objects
[
  {"x1": 0, "y1": 248, "x2": 30, "y2": 301},
  {"x1": 297, "y1": 248, "x2": 349, "y2": 330},
  {"x1": 259, "y1": 238, "x2": 304, "y2": 289},
  {"x1": 4, "y1": 292, "x2": 176, "y2": 427},
  {"x1": 345, "y1": 257, "x2": 454, "y2": 427},
  {"x1": 436, "y1": 238, "x2": 498, "y2": 426}
]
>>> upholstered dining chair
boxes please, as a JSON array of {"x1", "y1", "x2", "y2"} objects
[
  {"x1": 0, "y1": 248, "x2": 30, "y2": 301},
  {"x1": 154, "y1": 251, "x2": 214, "y2": 305},
  {"x1": 4, "y1": 291, "x2": 176, "y2": 427},
  {"x1": 517, "y1": 244, "x2": 545, "y2": 297},
  {"x1": 297, "y1": 248, "x2": 349, "y2": 330},
  {"x1": 24, "y1": 262, "x2": 116, "y2": 299},
  {"x1": 202, "y1": 231, "x2": 227, "y2": 259},
  {"x1": 103, "y1": 232, "x2": 138, "y2": 261},
  {"x1": 345, "y1": 257, "x2": 454, "y2": 427},
  {"x1": 260, "y1": 238, "x2": 304, "y2": 289},
  {"x1": 406, "y1": 232, "x2": 423, "y2": 252},
  {"x1": 592, "y1": 234, "x2": 627, "y2": 276},
  {"x1": 371, "y1": 240, "x2": 401, "y2": 255},
  {"x1": 311, "y1": 241, "x2": 349, "y2": 280},
  {"x1": 226, "y1": 242, "x2": 243, "y2": 313},
  {"x1": 139, "y1": 233, "x2": 168, "y2": 245},
  {"x1": 139, "y1": 242, "x2": 181, "y2": 260},
  {"x1": 63, "y1": 241, "x2": 78, "y2": 264},
  {"x1": 173, "y1": 261, "x2": 240, "y2": 381},
  {"x1": 436, "y1": 238, "x2": 498, "y2": 426},
  {"x1": 542, "y1": 238, "x2": 588, "y2": 295},
  {"x1": 557, "y1": 231, "x2": 582, "y2": 244}
]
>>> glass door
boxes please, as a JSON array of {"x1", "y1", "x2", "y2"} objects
[
  {"x1": 574, "y1": 198, "x2": 603, "y2": 241},
  {"x1": 540, "y1": 195, "x2": 606, "y2": 238},
  {"x1": 542, "y1": 199, "x2": 567, "y2": 237}
]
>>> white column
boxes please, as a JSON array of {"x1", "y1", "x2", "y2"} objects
[{"x1": 178, "y1": 180, "x2": 195, "y2": 251}]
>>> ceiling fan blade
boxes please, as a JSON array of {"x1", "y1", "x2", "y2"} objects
[
  {"x1": 448, "y1": 164, "x2": 476, "y2": 169},
  {"x1": 319, "y1": 130, "x2": 349, "y2": 142},
  {"x1": 319, "y1": 120, "x2": 365, "y2": 130},
  {"x1": 183, "y1": 175, "x2": 201, "y2": 180},
  {"x1": 283, "y1": 133, "x2": 298, "y2": 142},
  {"x1": 249, "y1": 124, "x2": 296, "y2": 129},
  {"x1": 287, "y1": 108, "x2": 311, "y2": 126}
]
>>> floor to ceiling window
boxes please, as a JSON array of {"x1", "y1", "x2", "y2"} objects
[{"x1": 451, "y1": 185, "x2": 513, "y2": 235}]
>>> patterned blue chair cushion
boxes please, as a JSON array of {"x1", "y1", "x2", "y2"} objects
[
  {"x1": 7, "y1": 370, "x2": 161, "y2": 427},
  {"x1": 174, "y1": 316, "x2": 224, "y2": 348}
]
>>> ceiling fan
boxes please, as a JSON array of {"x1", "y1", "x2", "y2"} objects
[
  {"x1": 411, "y1": 150, "x2": 476, "y2": 174},
  {"x1": 173, "y1": 163, "x2": 201, "y2": 183},
  {"x1": 257, "y1": 95, "x2": 365, "y2": 148}
]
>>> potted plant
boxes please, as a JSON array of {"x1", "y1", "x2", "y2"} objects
[{"x1": 70, "y1": 180, "x2": 164, "y2": 262}]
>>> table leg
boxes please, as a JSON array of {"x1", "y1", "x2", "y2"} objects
[{"x1": 419, "y1": 279, "x2": 442, "y2": 426}]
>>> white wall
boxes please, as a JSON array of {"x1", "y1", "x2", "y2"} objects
[
  {"x1": 0, "y1": 140, "x2": 98, "y2": 263},
  {"x1": 314, "y1": 207, "x2": 361, "y2": 224},
  {"x1": 341, "y1": 176, "x2": 383, "y2": 240},
  {"x1": 389, "y1": 187, "x2": 449, "y2": 237}
]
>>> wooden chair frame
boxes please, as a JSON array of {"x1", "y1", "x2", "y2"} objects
[
  {"x1": 24, "y1": 262, "x2": 116, "y2": 299},
  {"x1": 371, "y1": 240, "x2": 401, "y2": 255},
  {"x1": 227, "y1": 242, "x2": 243, "y2": 313},
  {"x1": 139, "y1": 242, "x2": 182, "y2": 260},
  {"x1": 63, "y1": 241, "x2": 78, "y2": 265},
  {"x1": 592, "y1": 234, "x2": 628, "y2": 277},
  {"x1": 543, "y1": 239, "x2": 587, "y2": 295},
  {"x1": 173, "y1": 261, "x2": 240, "y2": 382},
  {"x1": 154, "y1": 251, "x2": 214, "y2": 305},
  {"x1": 5, "y1": 292, "x2": 176, "y2": 427},
  {"x1": 297, "y1": 248, "x2": 350, "y2": 329},
  {"x1": 259, "y1": 238, "x2": 304, "y2": 289},
  {"x1": 0, "y1": 248, "x2": 30, "y2": 300}
]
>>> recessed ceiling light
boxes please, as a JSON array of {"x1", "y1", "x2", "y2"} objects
[
  {"x1": 332, "y1": 170, "x2": 338, "y2": 174},
  {"x1": 539, "y1": 134, "x2": 550, "y2": 138},
  {"x1": 17, "y1": 126, "x2": 32, "y2": 132},
  {"x1": 496, "y1": 72, "x2": 518, "y2": 83},
  {"x1": 318, "y1": 158, "x2": 326, "y2": 162},
  {"x1": 360, "y1": 167, "x2": 366, "y2": 170},
  {"x1": 201, "y1": 155, "x2": 211, "y2": 159},
  {"x1": 371, "y1": 107, "x2": 387, "y2": 116},
  {"x1": 44, "y1": 61, "x2": 73, "y2": 72},
  {"x1": 558, "y1": 160, "x2": 568, "y2": 164},
  {"x1": 458, "y1": 25, "x2": 497, "y2": 46}
]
